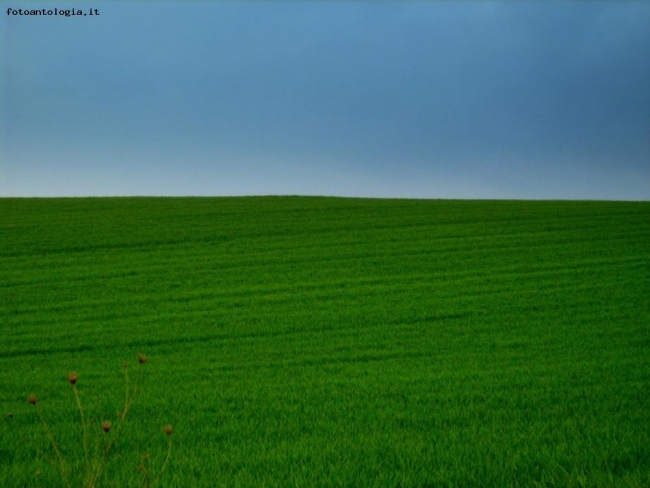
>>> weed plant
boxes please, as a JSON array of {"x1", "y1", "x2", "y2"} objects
[{"x1": 24, "y1": 354, "x2": 172, "y2": 487}]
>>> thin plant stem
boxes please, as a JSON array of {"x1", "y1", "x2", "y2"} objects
[
  {"x1": 71, "y1": 385, "x2": 89, "y2": 476},
  {"x1": 88, "y1": 424, "x2": 119, "y2": 486},
  {"x1": 151, "y1": 436, "x2": 173, "y2": 488},
  {"x1": 88, "y1": 362, "x2": 143, "y2": 486},
  {"x1": 35, "y1": 407, "x2": 71, "y2": 488}
]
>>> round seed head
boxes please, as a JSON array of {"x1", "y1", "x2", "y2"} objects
[
  {"x1": 67, "y1": 371, "x2": 78, "y2": 385},
  {"x1": 101, "y1": 421, "x2": 112, "y2": 433},
  {"x1": 7, "y1": 412, "x2": 13, "y2": 418},
  {"x1": 27, "y1": 395, "x2": 37, "y2": 405},
  {"x1": 163, "y1": 424, "x2": 173, "y2": 436},
  {"x1": 137, "y1": 353, "x2": 148, "y2": 364}
]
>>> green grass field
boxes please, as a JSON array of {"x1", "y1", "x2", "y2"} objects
[{"x1": 1, "y1": 197, "x2": 649, "y2": 487}]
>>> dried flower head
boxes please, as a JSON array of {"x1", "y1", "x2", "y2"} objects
[
  {"x1": 7, "y1": 412, "x2": 13, "y2": 418},
  {"x1": 163, "y1": 425, "x2": 173, "y2": 436},
  {"x1": 138, "y1": 353, "x2": 148, "y2": 364},
  {"x1": 122, "y1": 361, "x2": 129, "y2": 370},
  {"x1": 101, "y1": 421, "x2": 112, "y2": 433},
  {"x1": 67, "y1": 371, "x2": 78, "y2": 385},
  {"x1": 27, "y1": 395, "x2": 37, "y2": 405}
]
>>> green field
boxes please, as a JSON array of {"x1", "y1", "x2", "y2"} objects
[{"x1": 1, "y1": 197, "x2": 649, "y2": 487}]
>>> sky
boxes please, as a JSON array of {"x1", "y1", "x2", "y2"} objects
[{"x1": 1, "y1": 1, "x2": 649, "y2": 199}]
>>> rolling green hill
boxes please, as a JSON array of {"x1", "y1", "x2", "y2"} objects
[{"x1": 1, "y1": 197, "x2": 649, "y2": 486}]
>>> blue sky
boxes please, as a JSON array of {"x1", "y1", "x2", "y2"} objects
[{"x1": 2, "y1": 1, "x2": 649, "y2": 199}]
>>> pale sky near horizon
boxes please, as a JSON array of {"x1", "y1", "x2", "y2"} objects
[{"x1": 1, "y1": 1, "x2": 649, "y2": 200}]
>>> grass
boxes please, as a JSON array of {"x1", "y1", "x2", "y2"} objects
[{"x1": 1, "y1": 196, "x2": 649, "y2": 486}]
